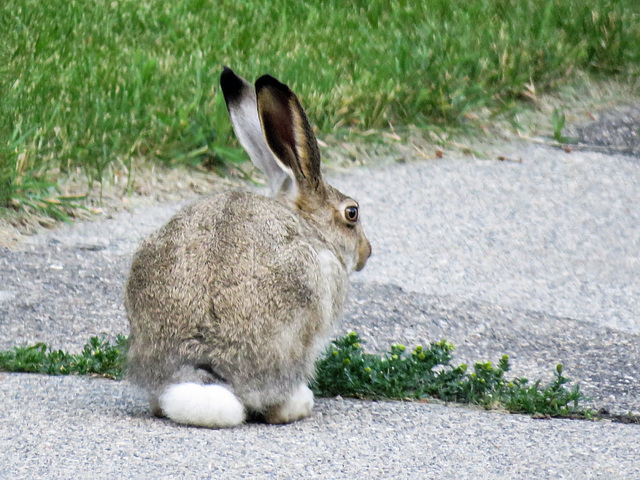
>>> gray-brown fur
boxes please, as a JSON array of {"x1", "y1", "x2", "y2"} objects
[{"x1": 125, "y1": 69, "x2": 371, "y2": 418}]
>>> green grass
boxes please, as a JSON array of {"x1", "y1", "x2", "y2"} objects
[
  {"x1": 1, "y1": 0, "x2": 639, "y2": 217},
  {"x1": 0, "y1": 331, "x2": 616, "y2": 421}
]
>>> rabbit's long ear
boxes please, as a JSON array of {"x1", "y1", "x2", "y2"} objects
[
  {"x1": 220, "y1": 67, "x2": 292, "y2": 196},
  {"x1": 255, "y1": 74, "x2": 324, "y2": 198}
]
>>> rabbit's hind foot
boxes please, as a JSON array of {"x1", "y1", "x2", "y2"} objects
[{"x1": 264, "y1": 383, "x2": 314, "y2": 424}]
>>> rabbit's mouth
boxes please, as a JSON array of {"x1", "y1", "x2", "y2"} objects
[{"x1": 355, "y1": 239, "x2": 372, "y2": 272}]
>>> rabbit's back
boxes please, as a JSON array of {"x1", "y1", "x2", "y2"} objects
[{"x1": 125, "y1": 190, "x2": 348, "y2": 400}]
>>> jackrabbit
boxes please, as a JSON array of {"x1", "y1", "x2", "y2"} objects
[{"x1": 125, "y1": 68, "x2": 371, "y2": 428}]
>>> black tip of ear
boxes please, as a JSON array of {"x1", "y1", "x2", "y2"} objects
[
  {"x1": 255, "y1": 74, "x2": 290, "y2": 97},
  {"x1": 220, "y1": 67, "x2": 245, "y2": 105},
  {"x1": 255, "y1": 75, "x2": 295, "y2": 108}
]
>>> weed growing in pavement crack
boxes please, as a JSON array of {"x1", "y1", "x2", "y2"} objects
[
  {"x1": 0, "y1": 331, "x2": 633, "y2": 422},
  {"x1": 0, "y1": 336, "x2": 127, "y2": 379},
  {"x1": 313, "y1": 332, "x2": 584, "y2": 417}
]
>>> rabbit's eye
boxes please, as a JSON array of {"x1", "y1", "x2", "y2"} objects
[{"x1": 344, "y1": 205, "x2": 359, "y2": 223}]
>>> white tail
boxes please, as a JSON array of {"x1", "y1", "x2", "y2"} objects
[{"x1": 158, "y1": 383, "x2": 245, "y2": 428}]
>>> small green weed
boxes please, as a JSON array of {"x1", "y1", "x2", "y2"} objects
[{"x1": 551, "y1": 107, "x2": 567, "y2": 143}]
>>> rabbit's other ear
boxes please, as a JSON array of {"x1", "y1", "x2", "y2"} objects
[
  {"x1": 255, "y1": 74, "x2": 324, "y2": 198},
  {"x1": 220, "y1": 67, "x2": 292, "y2": 196}
]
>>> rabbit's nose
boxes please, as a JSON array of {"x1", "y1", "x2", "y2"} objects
[{"x1": 355, "y1": 239, "x2": 372, "y2": 271}]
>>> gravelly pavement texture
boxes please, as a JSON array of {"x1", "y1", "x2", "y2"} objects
[
  {"x1": 1, "y1": 375, "x2": 639, "y2": 480},
  {"x1": 1, "y1": 112, "x2": 639, "y2": 478},
  {"x1": 576, "y1": 105, "x2": 640, "y2": 157}
]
